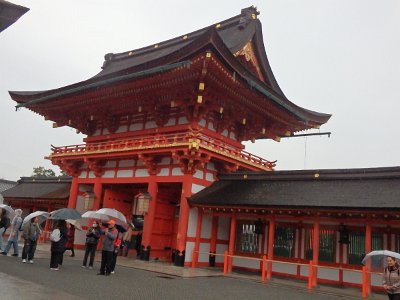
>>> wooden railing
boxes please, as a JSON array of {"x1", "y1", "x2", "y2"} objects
[{"x1": 49, "y1": 132, "x2": 275, "y2": 170}]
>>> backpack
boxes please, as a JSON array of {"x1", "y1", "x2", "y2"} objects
[
  {"x1": 50, "y1": 228, "x2": 61, "y2": 242},
  {"x1": 114, "y1": 231, "x2": 121, "y2": 250}
]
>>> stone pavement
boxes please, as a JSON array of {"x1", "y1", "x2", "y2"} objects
[{"x1": 7, "y1": 242, "x2": 385, "y2": 299}]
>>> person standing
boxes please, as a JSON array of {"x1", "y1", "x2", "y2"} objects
[
  {"x1": 49, "y1": 220, "x2": 68, "y2": 271},
  {"x1": 64, "y1": 223, "x2": 75, "y2": 257},
  {"x1": 21, "y1": 217, "x2": 41, "y2": 263},
  {"x1": 383, "y1": 256, "x2": 400, "y2": 300},
  {"x1": 122, "y1": 223, "x2": 135, "y2": 257},
  {"x1": 1, "y1": 209, "x2": 23, "y2": 256},
  {"x1": 97, "y1": 220, "x2": 117, "y2": 276},
  {"x1": 0, "y1": 208, "x2": 10, "y2": 252},
  {"x1": 82, "y1": 221, "x2": 101, "y2": 269},
  {"x1": 110, "y1": 227, "x2": 122, "y2": 274}
]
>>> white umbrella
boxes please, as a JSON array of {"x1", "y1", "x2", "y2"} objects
[
  {"x1": 95, "y1": 208, "x2": 127, "y2": 225},
  {"x1": 66, "y1": 219, "x2": 83, "y2": 231},
  {"x1": 0, "y1": 204, "x2": 15, "y2": 216},
  {"x1": 81, "y1": 210, "x2": 110, "y2": 221},
  {"x1": 22, "y1": 211, "x2": 49, "y2": 225},
  {"x1": 362, "y1": 250, "x2": 400, "y2": 271}
]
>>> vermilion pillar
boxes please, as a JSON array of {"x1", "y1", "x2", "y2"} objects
[
  {"x1": 93, "y1": 178, "x2": 102, "y2": 210},
  {"x1": 67, "y1": 177, "x2": 79, "y2": 208},
  {"x1": 312, "y1": 220, "x2": 320, "y2": 286},
  {"x1": 174, "y1": 173, "x2": 192, "y2": 266},
  {"x1": 209, "y1": 216, "x2": 219, "y2": 267},
  {"x1": 140, "y1": 176, "x2": 157, "y2": 261},
  {"x1": 228, "y1": 213, "x2": 237, "y2": 273},
  {"x1": 192, "y1": 209, "x2": 203, "y2": 267},
  {"x1": 365, "y1": 222, "x2": 372, "y2": 295},
  {"x1": 267, "y1": 218, "x2": 275, "y2": 280}
]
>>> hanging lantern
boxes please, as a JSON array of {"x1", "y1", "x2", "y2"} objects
[
  {"x1": 84, "y1": 192, "x2": 95, "y2": 210},
  {"x1": 136, "y1": 192, "x2": 151, "y2": 214}
]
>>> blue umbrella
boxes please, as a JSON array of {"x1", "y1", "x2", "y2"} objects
[{"x1": 50, "y1": 208, "x2": 81, "y2": 220}]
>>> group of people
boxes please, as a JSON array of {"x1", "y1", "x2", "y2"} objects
[{"x1": 1, "y1": 208, "x2": 140, "y2": 278}]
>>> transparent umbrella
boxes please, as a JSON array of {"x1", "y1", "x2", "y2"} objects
[
  {"x1": 50, "y1": 208, "x2": 81, "y2": 220},
  {"x1": 95, "y1": 208, "x2": 127, "y2": 225},
  {"x1": 362, "y1": 250, "x2": 400, "y2": 271},
  {"x1": 0, "y1": 204, "x2": 15, "y2": 216},
  {"x1": 22, "y1": 211, "x2": 49, "y2": 225}
]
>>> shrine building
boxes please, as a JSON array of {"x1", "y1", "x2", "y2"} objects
[{"x1": 9, "y1": 7, "x2": 331, "y2": 267}]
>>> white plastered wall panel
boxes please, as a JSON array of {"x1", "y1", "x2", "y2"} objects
[
  {"x1": 216, "y1": 244, "x2": 228, "y2": 263},
  {"x1": 185, "y1": 241, "x2": 195, "y2": 262},
  {"x1": 187, "y1": 208, "x2": 198, "y2": 238},
  {"x1": 201, "y1": 215, "x2": 212, "y2": 239},
  {"x1": 117, "y1": 170, "x2": 134, "y2": 177},
  {"x1": 233, "y1": 257, "x2": 260, "y2": 269},
  {"x1": 199, "y1": 243, "x2": 210, "y2": 263},
  {"x1": 217, "y1": 216, "x2": 230, "y2": 240}
]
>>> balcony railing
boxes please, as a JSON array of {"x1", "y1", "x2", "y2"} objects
[{"x1": 49, "y1": 132, "x2": 275, "y2": 170}]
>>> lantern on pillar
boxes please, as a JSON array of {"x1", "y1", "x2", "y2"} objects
[
  {"x1": 136, "y1": 192, "x2": 151, "y2": 214},
  {"x1": 84, "y1": 192, "x2": 95, "y2": 210}
]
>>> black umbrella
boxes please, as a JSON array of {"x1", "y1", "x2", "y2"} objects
[{"x1": 50, "y1": 208, "x2": 81, "y2": 220}]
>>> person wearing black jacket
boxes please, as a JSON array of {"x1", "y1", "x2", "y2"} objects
[
  {"x1": 82, "y1": 221, "x2": 101, "y2": 269},
  {"x1": 0, "y1": 208, "x2": 10, "y2": 252},
  {"x1": 50, "y1": 220, "x2": 68, "y2": 271}
]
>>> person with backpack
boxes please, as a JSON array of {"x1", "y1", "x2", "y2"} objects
[
  {"x1": 82, "y1": 221, "x2": 101, "y2": 269},
  {"x1": 0, "y1": 208, "x2": 10, "y2": 252},
  {"x1": 97, "y1": 219, "x2": 118, "y2": 276},
  {"x1": 49, "y1": 220, "x2": 68, "y2": 271},
  {"x1": 383, "y1": 256, "x2": 400, "y2": 300},
  {"x1": 21, "y1": 216, "x2": 41, "y2": 264},
  {"x1": 1, "y1": 209, "x2": 23, "y2": 257}
]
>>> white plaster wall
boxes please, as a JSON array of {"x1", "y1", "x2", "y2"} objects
[
  {"x1": 205, "y1": 172, "x2": 214, "y2": 181},
  {"x1": 158, "y1": 168, "x2": 169, "y2": 176},
  {"x1": 74, "y1": 229, "x2": 87, "y2": 246},
  {"x1": 198, "y1": 119, "x2": 206, "y2": 127},
  {"x1": 102, "y1": 170, "x2": 115, "y2": 178},
  {"x1": 207, "y1": 162, "x2": 216, "y2": 171},
  {"x1": 119, "y1": 160, "x2": 135, "y2": 167},
  {"x1": 272, "y1": 261, "x2": 297, "y2": 275},
  {"x1": 79, "y1": 171, "x2": 87, "y2": 178},
  {"x1": 172, "y1": 168, "x2": 183, "y2": 176},
  {"x1": 199, "y1": 243, "x2": 210, "y2": 263},
  {"x1": 105, "y1": 160, "x2": 117, "y2": 168},
  {"x1": 217, "y1": 217, "x2": 230, "y2": 240},
  {"x1": 191, "y1": 184, "x2": 205, "y2": 194},
  {"x1": 187, "y1": 208, "x2": 198, "y2": 237},
  {"x1": 130, "y1": 123, "x2": 143, "y2": 131},
  {"x1": 318, "y1": 267, "x2": 339, "y2": 281},
  {"x1": 222, "y1": 129, "x2": 228, "y2": 137},
  {"x1": 117, "y1": 170, "x2": 134, "y2": 177},
  {"x1": 135, "y1": 169, "x2": 149, "y2": 177},
  {"x1": 233, "y1": 257, "x2": 260, "y2": 269},
  {"x1": 185, "y1": 241, "x2": 194, "y2": 262},
  {"x1": 88, "y1": 171, "x2": 95, "y2": 178},
  {"x1": 216, "y1": 244, "x2": 228, "y2": 263},
  {"x1": 194, "y1": 170, "x2": 203, "y2": 179},
  {"x1": 178, "y1": 116, "x2": 188, "y2": 124},
  {"x1": 201, "y1": 215, "x2": 212, "y2": 239},
  {"x1": 300, "y1": 265, "x2": 311, "y2": 277},
  {"x1": 343, "y1": 270, "x2": 362, "y2": 284},
  {"x1": 75, "y1": 195, "x2": 86, "y2": 213},
  {"x1": 207, "y1": 122, "x2": 216, "y2": 131},
  {"x1": 159, "y1": 157, "x2": 170, "y2": 165},
  {"x1": 116, "y1": 125, "x2": 128, "y2": 133},
  {"x1": 144, "y1": 121, "x2": 157, "y2": 129},
  {"x1": 166, "y1": 118, "x2": 176, "y2": 126}
]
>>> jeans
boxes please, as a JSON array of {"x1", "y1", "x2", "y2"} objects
[
  {"x1": 0, "y1": 228, "x2": 5, "y2": 251},
  {"x1": 4, "y1": 233, "x2": 19, "y2": 255},
  {"x1": 388, "y1": 293, "x2": 400, "y2": 300},
  {"x1": 83, "y1": 244, "x2": 97, "y2": 267},
  {"x1": 21, "y1": 239, "x2": 37, "y2": 260}
]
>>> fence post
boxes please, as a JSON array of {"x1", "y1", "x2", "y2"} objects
[
  {"x1": 362, "y1": 266, "x2": 367, "y2": 298},
  {"x1": 223, "y1": 251, "x2": 228, "y2": 275},
  {"x1": 308, "y1": 261, "x2": 313, "y2": 290},
  {"x1": 261, "y1": 255, "x2": 266, "y2": 283},
  {"x1": 191, "y1": 249, "x2": 196, "y2": 268}
]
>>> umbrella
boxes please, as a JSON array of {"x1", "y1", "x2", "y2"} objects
[
  {"x1": 95, "y1": 208, "x2": 127, "y2": 225},
  {"x1": 66, "y1": 219, "x2": 83, "y2": 231},
  {"x1": 50, "y1": 208, "x2": 81, "y2": 220},
  {"x1": 0, "y1": 204, "x2": 15, "y2": 216},
  {"x1": 362, "y1": 250, "x2": 400, "y2": 271},
  {"x1": 22, "y1": 211, "x2": 49, "y2": 225},
  {"x1": 81, "y1": 210, "x2": 109, "y2": 221}
]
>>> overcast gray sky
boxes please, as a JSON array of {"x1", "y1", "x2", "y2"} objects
[{"x1": 1, "y1": 0, "x2": 399, "y2": 181}]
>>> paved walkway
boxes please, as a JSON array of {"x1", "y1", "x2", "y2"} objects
[{"x1": 16, "y1": 242, "x2": 385, "y2": 299}]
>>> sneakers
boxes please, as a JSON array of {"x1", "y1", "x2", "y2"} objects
[
  {"x1": 111, "y1": 271, "x2": 115, "y2": 274},
  {"x1": 29, "y1": 260, "x2": 34, "y2": 264},
  {"x1": 81, "y1": 265, "x2": 87, "y2": 268},
  {"x1": 50, "y1": 268, "x2": 59, "y2": 271},
  {"x1": 12, "y1": 254, "x2": 18, "y2": 257},
  {"x1": 22, "y1": 259, "x2": 26, "y2": 263},
  {"x1": 88, "y1": 266, "x2": 93, "y2": 270}
]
